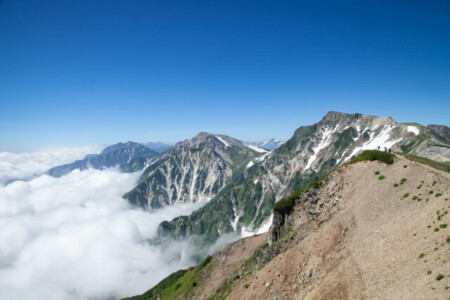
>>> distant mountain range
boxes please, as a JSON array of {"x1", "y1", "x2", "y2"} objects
[
  {"x1": 144, "y1": 142, "x2": 172, "y2": 153},
  {"x1": 253, "y1": 138, "x2": 285, "y2": 151},
  {"x1": 47, "y1": 142, "x2": 158, "y2": 177}
]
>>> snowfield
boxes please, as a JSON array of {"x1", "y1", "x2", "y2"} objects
[{"x1": 407, "y1": 125, "x2": 420, "y2": 136}]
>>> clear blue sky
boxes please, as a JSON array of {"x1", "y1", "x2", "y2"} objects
[{"x1": 0, "y1": 0, "x2": 449, "y2": 151}]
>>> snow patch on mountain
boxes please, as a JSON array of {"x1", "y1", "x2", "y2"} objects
[
  {"x1": 230, "y1": 203, "x2": 240, "y2": 232},
  {"x1": 257, "y1": 214, "x2": 273, "y2": 234},
  {"x1": 246, "y1": 161, "x2": 254, "y2": 169},
  {"x1": 256, "y1": 152, "x2": 270, "y2": 162},
  {"x1": 304, "y1": 125, "x2": 336, "y2": 171},
  {"x1": 246, "y1": 143, "x2": 268, "y2": 153},
  {"x1": 407, "y1": 126, "x2": 420, "y2": 136},
  {"x1": 345, "y1": 125, "x2": 401, "y2": 161},
  {"x1": 240, "y1": 214, "x2": 273, "y2": 238},
  {"x1": 215, "y1": 136, "x2": 230, "y2": 148}
]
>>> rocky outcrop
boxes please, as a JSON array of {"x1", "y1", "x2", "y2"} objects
[
  {"x1": 427, "y1": 124, "x2": 450, "y2": 143},
  {"x1": 267, "y1": 173, "x2": 344, "y2": 246},
  {"x1": 267, "y1": 210, "x2": 285, "y2": 245}
]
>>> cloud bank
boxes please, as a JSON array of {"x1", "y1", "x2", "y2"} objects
[
  {"x1": 0, "y1": 146, "x2": 103, "y2": 186},
  {"x1": 0, "y1": 148, "x2": 235, "y2": 300}
]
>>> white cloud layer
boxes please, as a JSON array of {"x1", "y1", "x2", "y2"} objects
[
  {"x1": 0, "y1": 149, "x2": 234, "y2": 300},
  {"x1": 0, "y1": 146, "x2": 103, "y2": 186}
]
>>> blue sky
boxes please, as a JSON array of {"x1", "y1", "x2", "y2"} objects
[{"x1": 0, "y1": 0, "x2": 449, "y2": 151}]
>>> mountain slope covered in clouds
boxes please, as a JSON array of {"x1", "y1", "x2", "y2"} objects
[
  {"x1": 0, "y1": 146, "x2": 102, "y2": 185},
  {"x1": 124, "y1": 133, "x2": 268, "y2": 209},
  {"x1": 47, "y1": 141, "x2": 157, "y2": 177},
  {"x1": 157, "y1": 111, "x2": 450, "y2": 243}
]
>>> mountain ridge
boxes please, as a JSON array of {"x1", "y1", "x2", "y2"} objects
[{"x1": 155, "y1": 111, "x2": 450, "y2": 243}]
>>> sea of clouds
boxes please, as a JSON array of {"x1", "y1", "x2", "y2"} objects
[
  {"x1": 0, "y1": 146, "x2": 103, "y2": 186},
  {"x1": 0, "y1": 148, "x2": 238, "y2": 300}
]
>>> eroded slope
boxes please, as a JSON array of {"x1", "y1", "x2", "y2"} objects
[{"x1": 228, "y1": 155, "x2": 450, "y2": 299}]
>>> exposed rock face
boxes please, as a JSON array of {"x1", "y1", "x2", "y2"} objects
[
  {"x1": 124, "y1": 133, "x2": 267, "y2": 209},
  {"x1": 157, "y1": 111, "x2": 450, "y2": 242},
  {"x1": 267, "y1": 210, "x2": 284, "y2": 246},
  {"x1": 395, "y1": 124, "x2": 450, "y2": 163},
  {"x1": 268, "y1": 173, "x2": 343, "y2": 246},
  {"x1": 47, "y1": 141, "x2": 157, "y2": 177},
  {"x1": 427, "y1": 124, "x2": 450, "y2": 143}
]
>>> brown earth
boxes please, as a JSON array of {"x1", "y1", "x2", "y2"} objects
[
  {"x1": 181, "y1": 155, "x2": 450, "y2": 300},
  {"x1": 226, "y1": 155, "x2": 450, "y2": 300}
]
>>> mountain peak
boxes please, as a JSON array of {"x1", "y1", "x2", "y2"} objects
[
  {"x1": 323, "y1": 110, "x2": 349, "y2": 118},
  {"x1": 196, "y1": 132, "x2": 212, "y2": 137},
  {"x1": 124, "y1": 132, "x2": 267, "y2": 209},
  {"x1": 48, "y1": 141, "x2": 156, "y2": 177},
  {"x1": 321, "y1": 111, "x2": 362, "y2": 123},
  {"x1": 101, "y1": 141, "x2": 148, "y2": 155},
  {"x1": 176, "y1": 132, "x2": 249, "y2": 151}
]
